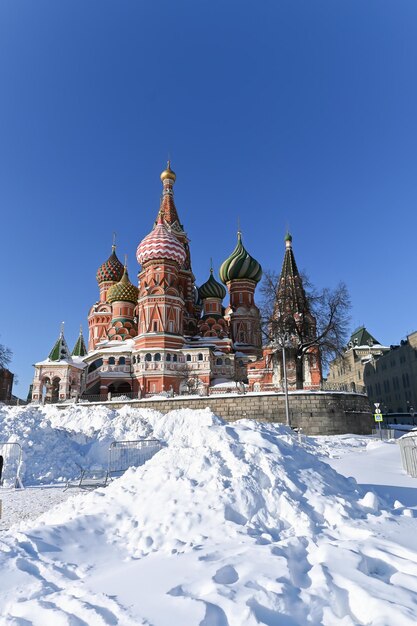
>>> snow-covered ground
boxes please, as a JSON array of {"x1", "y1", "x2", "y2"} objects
[{"x1": 1, "y1": 403, "x2": 417, "y2": 625}]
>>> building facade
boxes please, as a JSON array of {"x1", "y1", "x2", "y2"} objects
[
  {"x1": 0, "y1": 367, "x2": 14, "y2": 403},
  {"x1": 328, "y1": 326, "x2": 388, "y2": 392},
  {"x1": 363, "y1": 331, "x2": 417, "y2": 414},
  {"x1": 32, "y1": 164, "x2": 323, "y2": 402}
]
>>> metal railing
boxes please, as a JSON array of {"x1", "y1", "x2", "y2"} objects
[
  {"x1": 108, "y1": 438, "x2": 162, "y2": 478},
  {"x1": 398, "y1": 432, "x2": 417, "y2": 477},
  {"x1": 372, "y1": 428, "x2": 395, "y2": 440},
  {"x1": 0, "y1": 442, "x2": 24, "y2": 488},
  {"x1": 65, "y1": 439, "x2": 163, "y2": 490}
]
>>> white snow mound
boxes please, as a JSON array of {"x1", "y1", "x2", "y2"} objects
[{"x1": 0, "y1": 405, "x2": 417, "y2": 625}]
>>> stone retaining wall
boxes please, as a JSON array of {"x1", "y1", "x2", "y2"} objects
[{"x1": 76, "y1": 391, "x2": 373, "y2": 435}]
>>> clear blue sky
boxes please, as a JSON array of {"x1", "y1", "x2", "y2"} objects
[{"x1": 1, "y1": 1, "x2": 417, "y2": 396}]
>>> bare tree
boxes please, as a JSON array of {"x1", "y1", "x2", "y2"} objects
[
  {"x1": 260, "y1": 269, "x2": 351, "y2": 372},
  {"x1": 0, "y1": 342, "x2": 12, "y2": 371}
]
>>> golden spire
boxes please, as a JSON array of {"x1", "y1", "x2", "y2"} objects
[{"x1": 160, "y1": 160, "x2": 176, "y2": 182}]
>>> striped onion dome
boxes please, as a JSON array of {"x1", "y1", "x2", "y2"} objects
[
  {"x1": 96, "y1": 246, "x2": 124, "y2": 284},
  {"x1": 193, "y1": 284, "x2": 202, "y2": 307},
  {"x1": 107, "y1": 267, "x2": 139, "y2": 304},
  {"x1": 219, "y1": 232, "x2": 262, "y2": 284},
  {"x1": 199, "y1": 269, "x2": 226, "y2": 300},
  {"x1": 136, "y1": 214, "x2": 186, "y2": 266}
]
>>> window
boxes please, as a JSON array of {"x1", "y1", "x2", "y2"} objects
[
  {"x1": 225, "y1": 358, "x2": 231, "y2": 365},
  {"x1": 239, "y1": 293, "x2": 243, "y2": 304},
  {"x1": 166, "y1": 354, "x2": 171, "y2": 362},
  {"x1": 186, "y1": 354, "x2": 191, "y2": 362},
  {"x1": 154, "y1": 353, "x2": 161, "y2": 362},
  {"x1": 216, "y1": 358, "x2": 223, "y2": 365},
  {"x1": 153, "y1": 322, "x2": 158, "y2": 332},
  {"x1": 145, "y1": 353, "x2": 152, "y2": 362},
  {"x1": 173, "y1": 354, "x2": 178, "y2": 362},
  {"x1": 119, "y1": 357, "x2": 125, "y2": 365},
  {"x1": 132, "y1": 356, "x2": 136, "y2": 364},
  {"x1": 88, "y1": 358, "x2": 103, "y2": 373},
  {"x1": 108, "y1": 357, "x2": 115, "y2": 365},
  {"x1": 198, "y1": 353, "x2": 203, "y2": 361}
]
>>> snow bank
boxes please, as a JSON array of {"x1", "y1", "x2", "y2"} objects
[
  {"x1": 1, "y1": 405, "x2": 417, "y2": 625},
  {"x1": 0, "y1": 403, "x2": 157, "y2": 484}
]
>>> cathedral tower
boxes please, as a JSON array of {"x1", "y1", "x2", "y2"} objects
[
  {"x1": 88, "y1": 244, "x2": 124, "y2": 350},
  {"x1": 106, "y1": 266, "x2": 139, "y2": 341},
  {"x1": 158, "y1": 162, "x2": 198, "y2": 335},
  {"x1": 273, "y1": 233, "x2": 322, "y2": 388},
  {"x1": 220, "y1": 231, "x2": 263, "y2": 357},
  {"x1": 198, "y1": 267, "x2": 228, "y2": 338}
]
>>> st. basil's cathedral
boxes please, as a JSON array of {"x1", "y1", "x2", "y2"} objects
[{"x1": 31, "y1": 163, "x2": 322, "y2": 403}]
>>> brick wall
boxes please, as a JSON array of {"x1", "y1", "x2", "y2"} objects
[{"x1": 75, "y1": 391, "x2": 373, "y2": 435}]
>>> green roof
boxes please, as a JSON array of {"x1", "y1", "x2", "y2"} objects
[
  {"x1": 349, "y1": 326, "x2": 380, "y2": 347},
  {"x1": 72, "y1": 331, "x2": 87, "y2": 357},
  {"x1": 48, "y1": 332, "x2": 71, "y2": 361}
]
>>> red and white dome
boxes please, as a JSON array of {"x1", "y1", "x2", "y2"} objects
[{"x1": 136, "y1": 216, "x2": 186, "y2": 266}]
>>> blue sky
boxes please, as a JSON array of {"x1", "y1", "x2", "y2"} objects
[{"x1": 1, "y1": 1, "x2": 417, "y2": 396}]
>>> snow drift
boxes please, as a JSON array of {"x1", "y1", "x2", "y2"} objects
[{"x1": 1, "y1": 405, "x2": 417, "y2": 625}]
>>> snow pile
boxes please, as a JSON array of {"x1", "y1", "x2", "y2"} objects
[
  {"x1": 0, "y1": 404, "x2": 156, "y2": 484},
  {"x1": 1, "y1": 406, "x2": 417, "y2": 625}
]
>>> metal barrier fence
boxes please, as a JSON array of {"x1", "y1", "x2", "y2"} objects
[
  {"x1": 108, "y1": 439, "x2": 162, "y2": 479},
  {"x1": 0, "y1": 442, "x2": 23, "y2": 488},
  {"x1": 65, "y1": 439, "x2": 163, "y2": 490},
  {"x1": 372, "y1": 429, "x2": 395, "y2": 440},
  {"x1": 398, "y1": 433, "x2": 417, "y2": 478}
]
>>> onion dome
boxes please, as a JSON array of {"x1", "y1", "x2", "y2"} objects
[
  {"x1": 160, "y1": 160, "x2": 176, "y2": 183},
  {"x1": 219, "y1": 232, "x2": 262, "y2": 284},
  {"x1": 136, "y1": 213, "x2": 186, "y2": 266},
  {"x1": 193, "y1": 284, "x2": 202, "y2": 307},
  {"x1": 284, "y1": 232, "x2": 293, "y2": 243},
  {"x1": 96, "y1": 245, "x2": 124, "y2": 284},
  {"x1": 199, "y1": 269, "x2": 226, "y2": 300},
  {"x1": 107, "y1": 267, "x2": 139, "y2": 304}
]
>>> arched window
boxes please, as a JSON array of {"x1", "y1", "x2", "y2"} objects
[
  {"x1": 216, "y1": 358, "x2": 223, "y2": 365},
  {"x1": 198, "y1": 353, "x2": 203, "y2": 361},
  {"x1": 145, "y1": 353, "x2": 152, "y2": 362},
  {"x1": 239, "y1": 360, "x2": 244, "y2": 367},
  {"x1": 225, "y1": 358, "x2": 231, "y2": 365},
  {"x1": 186, "y1": 354, "x2": 191, "y2": 362},
  {"x1": 154, "y1": 353, "x2": 161, "y2": 362},
  {"x1": 108, "y1": 357, "x2": 115, "y2": 365},
  {"x1": 137, "y1": 355, "x2": 141, "y2": 363},
  {"x1": 166, "y1": 354, "x2": 171, "y2": 362},
  {"x1": 119, "y1": 357, "x2": 125, "y2": 365},
  {"x1": 173, "y1": 354, "x2": 178, "y2": 362},
  {"x1": 88, "y1": 358, "x2": 103, "y2": 373}
]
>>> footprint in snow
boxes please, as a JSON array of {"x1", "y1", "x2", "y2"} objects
[{"x1": 213, "y1": 565, "x2": 239, "y2": 585}]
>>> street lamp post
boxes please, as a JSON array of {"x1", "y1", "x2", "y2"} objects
[{"x1": 281, "y1": 333, "x2": 291, "y2": 428}]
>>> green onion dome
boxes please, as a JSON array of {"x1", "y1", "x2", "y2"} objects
[
  {"x1": 96, "y1": 246, "x2": 125, "y2": 284},
  {"x1": 219, "y1": 232, "x2": 262, "y2": 284},
  {"x1": 106, "y1": 268, "x2": 139, "y2": 304},
  {"x1": 199, "y1": 269, "x2": 227, "y2": 300}
]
